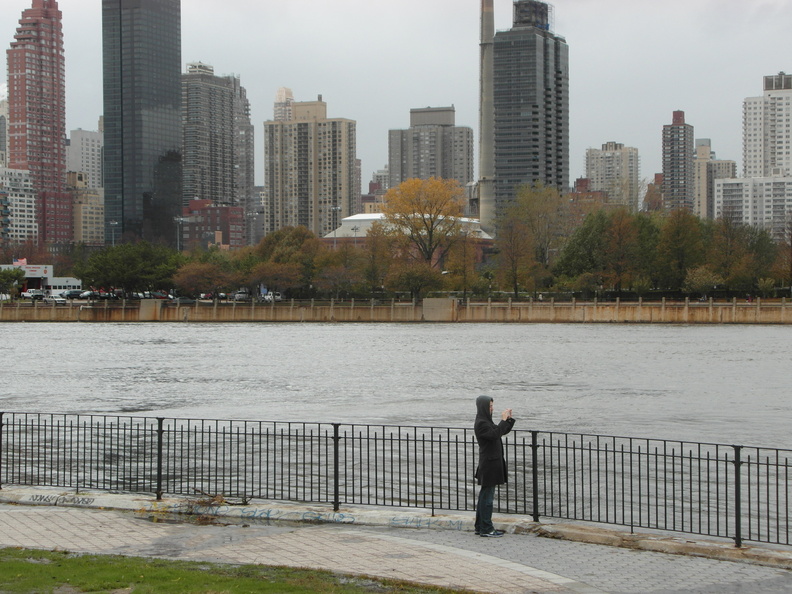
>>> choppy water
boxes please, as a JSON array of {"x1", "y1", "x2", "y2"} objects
[{"x1": 2, "y1": 322, "x2": 790, "y2": 448}]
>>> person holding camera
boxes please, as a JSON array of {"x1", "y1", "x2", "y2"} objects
[{"x1": 473, "y1": 395, "x2": 515, "y2": 537}]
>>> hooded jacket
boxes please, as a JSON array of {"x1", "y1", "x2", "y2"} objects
[{"x1": 474, "y1": 395, "x2": 515, "y2": 487}]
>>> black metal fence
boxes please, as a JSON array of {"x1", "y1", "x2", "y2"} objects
[{"x1": 1, "y1": 412, "x2": 790, "y2": 547}]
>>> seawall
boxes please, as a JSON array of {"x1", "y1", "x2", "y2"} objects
[{"x1": 1, "y1": 297, "x2": 791, "y2": 323}]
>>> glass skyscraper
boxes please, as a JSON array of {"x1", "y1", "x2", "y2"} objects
[
  {"x1": 102, "y1": 0, "x2": 182, "y2": 246},
  {"x1": 493, "y1": 0, "x2": 568, "y2": 213}
]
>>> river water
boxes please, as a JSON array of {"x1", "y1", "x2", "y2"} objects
[{"x1": 1, "y1": 323, "x2": 790, "y2": 449}]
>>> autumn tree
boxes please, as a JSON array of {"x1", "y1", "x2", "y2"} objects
[
  {"x1": 313, "y1": 242, "x2": 364, "y2": 299},
  {"x1": 382, "y1": 177, "x2": 465, "y2": 266},
  {"x1": 444, "y1": 227, "x2": 480, "y2": 300},
  {"x1": 361, "y1": 221, "x2": 393, "y2": 296},
  {"x1": 603, "y1": 208, "x2": 640, "y2": 293},
  {"x1": 247, "y1": 261, "x2": 302, "y2": 295},
  {"x1": 510, "y1": 182, "x2": 570, "y2": 268},
  {"x1": 494, "y1": 209, "x2": 535, "y2": 299},
  {"x1": 683, "y1": 265, "x2": 724, "y2": 299},
  {"x1": 172, "y1": 262, "x2": 234, "y2": 297}
]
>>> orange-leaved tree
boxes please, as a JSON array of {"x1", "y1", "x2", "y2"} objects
[{"x1": 381, "y1": 177, "x2": 465, "y2": 267}]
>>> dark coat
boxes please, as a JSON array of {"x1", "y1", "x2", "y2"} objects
[{"x1": 474, "y1": 395, "x2": 515, "y2": 487}]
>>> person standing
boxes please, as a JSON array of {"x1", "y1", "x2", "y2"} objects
[{"x1": 474, "y1": 395, "x2": 515, "y2": 537}]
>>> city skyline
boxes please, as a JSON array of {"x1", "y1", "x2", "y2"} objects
[{"x1": 2, "y1": 0, "x2": 792, "y2": 188}]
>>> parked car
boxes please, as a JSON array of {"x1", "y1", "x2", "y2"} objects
[
  {"x1": 44, "y1": 295, "x2": 67, "y2": 305},
  {"x1": 79, "y1": 290, "x2": 100, "y2": 300},
  {"x1": 169, "y1": 296, "x2": 196, "y2": 305},
  {"x1": 60, "y1": 289, "x2": 84, "y2": 300},
  {"x1": 261, "y1": 292, "x2": 283, "y2": 303},
  {"x1": 233, "y1": 291, "x2": 252, "y2": 302},
  {"x1": 21, "y1": 289, "x2": 44, "y2": 300},
  {"x1": 0, "y1": 293, "x2": 10, "y2": 301}
]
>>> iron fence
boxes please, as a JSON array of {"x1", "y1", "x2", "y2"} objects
[{"x1": 1, "y1": 412, "x2": 790, "y2": 547}]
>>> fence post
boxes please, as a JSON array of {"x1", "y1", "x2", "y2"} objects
[
  {"x1": 732, "y1": 445, "x2": 743, "y2": 548},
  {"x1": 332, "y1": 423, "x2": 340, "y2": 512},
  {"x1": 156, "y1": 418, "x2": 164, "y2": 501},
  {"x1": 531, "y1": 431, "x2": 540, "y2": 522},
  {"x1": 0, "y1": 412, "x2": 4, "y2": 490}
]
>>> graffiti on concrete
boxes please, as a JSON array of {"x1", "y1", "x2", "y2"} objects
[{"x1": 27, "y1": 494, "x2": 96, "y2": 506}]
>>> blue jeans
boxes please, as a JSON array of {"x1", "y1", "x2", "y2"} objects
[{"x1": 475, "y1": 485, "x2": 496, "y2": 534}]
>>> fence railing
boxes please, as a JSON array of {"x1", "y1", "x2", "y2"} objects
[{"x1": 1, "y1": 412, "x2": 790, "y2": 547}]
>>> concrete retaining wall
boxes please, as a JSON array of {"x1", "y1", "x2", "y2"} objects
[{"x1": 1, "y1": 297, "x2": 790, "y2": 324}]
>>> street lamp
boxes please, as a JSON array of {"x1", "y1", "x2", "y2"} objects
[
  {"x1": 351, "y1": 225, "x2": 360, "y2": 247},
  {"x1": 174, "y1": 216, "x2": 187, "y2": 252},
  {"x1": 109, "y1": 220, "x2": 118, "y2": 247},
  {"x1": 331, "y1": 206, "x2": 342, "y2": 249}
]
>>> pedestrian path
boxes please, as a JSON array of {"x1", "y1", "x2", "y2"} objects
[{"x1": 1, "y1": 487, "x2": 792, "y2": 593}]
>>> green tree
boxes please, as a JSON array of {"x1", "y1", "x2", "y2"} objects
[
  {"x1": 75, "y1": 242, "x2": 181, "y2": 295},
  {"x1": 655, "y1": 210, "x2": 705, "y2": 290},
  {"x1": 0, "y1": 267, "x2": 26, "y2": 298},
  {"x1": 385, "y1": 260, "x2": 444, "y2": 300},
  {"x1": 382, "y1": 177, "x2": 465, "y2": 266},
  {"x1": 554, "y1": 209, "x2": 609, "y2": 281}
]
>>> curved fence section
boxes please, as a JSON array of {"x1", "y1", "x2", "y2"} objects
[{"x1": 0, "y1": 412, "x2": 789, "y2": 547}]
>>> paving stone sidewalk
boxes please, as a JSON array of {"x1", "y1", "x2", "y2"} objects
[{"x1": 1, "y1": 491, "x2": 792, "y2": 593}]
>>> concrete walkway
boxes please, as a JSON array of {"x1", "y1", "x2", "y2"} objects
[{"x1": 1, "y1": 487, "x2": 792, "y2": 593}]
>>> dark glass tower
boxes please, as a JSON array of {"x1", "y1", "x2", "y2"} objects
[
  {"x1": 493, "y1": 0, "x2": 568, "y2": 213},
  {"x1": 102, "y1": 0, "x2": 182, "y2": 246}
]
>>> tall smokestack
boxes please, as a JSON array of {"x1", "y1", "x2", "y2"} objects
[{"x1": 478, "y1": 0, "x2": 495, "y2": 233}]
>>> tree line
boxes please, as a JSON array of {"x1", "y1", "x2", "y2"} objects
[{"x1": 3, "y1": 178, "x2": 791, "y2": 300}]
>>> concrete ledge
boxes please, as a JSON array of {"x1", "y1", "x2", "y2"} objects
[{"x1": 2, "y1": 486, "x2": 791, "y2": 570}]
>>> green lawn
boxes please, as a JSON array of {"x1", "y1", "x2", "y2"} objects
[{"x1": 0, "y1": 548, "x2": 470, "y2": 593}]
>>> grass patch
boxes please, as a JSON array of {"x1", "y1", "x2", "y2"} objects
[{"x1": 0, "y1": 548, "x2": 471, "y2": 593}]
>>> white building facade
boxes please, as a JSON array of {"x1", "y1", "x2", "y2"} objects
[
  {"x1": 584, "y1": 141, "x2": 641, "y2": 210},
  {"x1": 743, "y1": 73, "x2": 792, "y2": 178},
  {"x1": 714, "y1": 177, "x2": 792, "y2": 241},
  {"x1": 0, "y1": 168, "x2": 38, "y2": 243},
  {"x1": 67, "y1": 128, "x2": 104, "y2": 190}
]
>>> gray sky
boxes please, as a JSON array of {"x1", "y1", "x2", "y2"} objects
[{"x1": 3, "y1": 0, "x2": 792, "y2": 188}]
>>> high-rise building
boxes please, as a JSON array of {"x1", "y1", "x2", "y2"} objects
[
  {"x1": 0, "y1": 99, "x2": 8, "y2": 168},
  {"x1": 68, "y1": 172, "x2": 104, "y2": 246},
  {"x1": 743, "y1": 73, "x2": 792, "y2": 178},
  {"x1": 102, "y1": 0, "x2": 182, "y2": 246},
  {"x1": 274, "y1": 87, "x2": 294, "y2": 122},
  {"x1": 584, "y1": 142, "x2": 641, "y2": 210},
  {"x1": 388, "y1": 107, "x2": 474, "y2": 189},
  {"x1": 181, "y1": 199, "x2": 244, "y2": 251},
  {"x1": 693, "y1": 139, "x2": 736, "y2": 220},
  {"x1": 661, "y1": 111, "x2": 695, "y2": 211},
  {"x1": 0, "y1": 168, "x2": 37, "y2": 243},
  {"x1": 491, "y1": 0, "x2": 569, "y2": 217},
  {"x1": 263, "y1": 96, "x2": 358, "y2": 238},
  {"x1": 7, "y1": 0, "x2": 70, "y2": 245},
  {"x1": 67, "y1": 128, "x2": 104, "y2": 191},
  {"x1": 715, "y1": 177, "x2": 792, "y2": 241},
  {"x1": 181, "y1": 63, "x2": 254, "y2": 214}
]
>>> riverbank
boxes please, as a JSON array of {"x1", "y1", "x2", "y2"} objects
[{"x1": 1, "y1": 296, "x2": 791, "y2": 323}]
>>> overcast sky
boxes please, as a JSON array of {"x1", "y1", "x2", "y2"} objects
[{"x1": 3, "y1": 0, "x2": 792, "y2": 188}]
